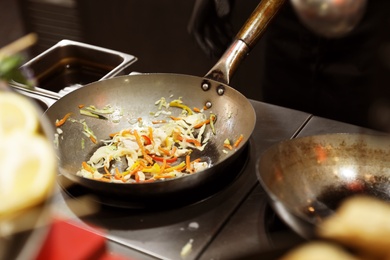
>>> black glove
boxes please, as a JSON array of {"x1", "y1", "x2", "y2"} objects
[{"x1": 187, "y1": 0, "x2": 235, "y2": 58}]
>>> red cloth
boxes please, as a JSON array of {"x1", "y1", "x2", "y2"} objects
[{"x1": 35, "y1": 218, "x2": 129, "y2": 260}]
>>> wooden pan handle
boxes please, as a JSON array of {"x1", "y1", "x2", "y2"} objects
[
  {"x1": 205, "y1": 0, "x2": 286, "y2": 85},
  {"x1": 236, "y1": 0, "x2": 286, "y2": 50}
]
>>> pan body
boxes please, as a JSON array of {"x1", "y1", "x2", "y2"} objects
[
  {"x1": 45, "y1": 73, "x2": 256, "y2": 205},
  {"x1": 257, "y1": 133, "x2": 390, "y2": 238}
]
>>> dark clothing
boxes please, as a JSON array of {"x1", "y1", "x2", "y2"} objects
[{"x1": 260, "y1": 1, "x2": 390, "y2": 130}]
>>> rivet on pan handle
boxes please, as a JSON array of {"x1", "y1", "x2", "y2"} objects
[{"x1": 205, "y1": 0, "x2": 286, "y2": 85}]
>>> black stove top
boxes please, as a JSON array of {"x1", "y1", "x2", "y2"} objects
[{"x1": 52, "y1": 99, "x2": 369, "y2": 260}]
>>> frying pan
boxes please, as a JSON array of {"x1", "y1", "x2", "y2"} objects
[
  {"x1": 257, "y1": 133, "x2": 390, "y2": 239},
  {"x1": 43, "y1": 0, "x2": 286, "y2": 206}
]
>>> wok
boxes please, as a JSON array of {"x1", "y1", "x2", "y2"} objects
[
  {"x1": 257, "y1": 133, "x2": 390, "y2": 239},
  {"x1": 43, "y1": 0, "x2": 286, "y2": 206}
]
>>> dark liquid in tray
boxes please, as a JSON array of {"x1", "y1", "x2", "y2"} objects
[{"x1": 37, "y1": 59, "x2": 112, "y2": 92}]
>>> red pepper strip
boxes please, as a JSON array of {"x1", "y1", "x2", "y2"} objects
[
  {"x1": 141, "y1": 135, "x2": 152, "y2": 145},
  {"x1": 151, "y1": 155, "x2": 178, "y2": 163},
  {"x1": 233, "y1": 134, "x2": 244, "y2": 148},
  {"x1": 55, "y1": 112, "x2": 72, "y2": 127}
]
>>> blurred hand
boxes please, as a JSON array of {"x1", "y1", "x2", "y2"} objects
[{"x1": 187, "y1": 0, "x2": 235, "y2": 58}]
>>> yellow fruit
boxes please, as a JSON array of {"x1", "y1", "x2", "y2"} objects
[
  {"x1": 0, "y1": 92, "x2": 39, "y2": 136},
  {"x1": 0, "y1": 132, "x2": 56, "y2": 216},
  {"x1": 0, "y1": 91, "x2": 56, "y2": 218}
]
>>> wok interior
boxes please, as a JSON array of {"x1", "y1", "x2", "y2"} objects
[
  {"x1": 45, "y1": 74, "x2": 255, "y2": 186},
  {"x1": 257, "y1": 133, "x2": 390, "y2": 225}
]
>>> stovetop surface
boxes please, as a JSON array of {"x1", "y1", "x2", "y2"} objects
[{"x1": 52, "y1": 99, "x2": 371, "y2": 260}]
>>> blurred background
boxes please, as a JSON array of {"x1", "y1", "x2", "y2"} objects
[
  {"x1": 0, "y1": 0, "x2": 264, "y2": 101},
  {"x1": 2, "y1": 0, "x2": 390, "y2": 131}
]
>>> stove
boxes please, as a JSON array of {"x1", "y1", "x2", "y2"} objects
[
  {"x1": 49, "y1": 99, "x2": 318, "y2": 260},
  {"x1": 13, "y1": 41, "x2": 373, "y2": 258}
]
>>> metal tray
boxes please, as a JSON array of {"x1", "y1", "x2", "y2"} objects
[{"x1": 11, "y1": 39, "x2": 137, "y2": 98}]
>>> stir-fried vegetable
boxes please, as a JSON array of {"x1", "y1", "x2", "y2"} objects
[
  {"x1": 53, "y1": 96, "x2": 246, "y2": 183},
  {"x1": 76, "y1": 97, "x2": 216, "y2": 183}
]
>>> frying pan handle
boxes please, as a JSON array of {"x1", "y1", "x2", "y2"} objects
[{"x1": 205, "y1": 0, "x2": 286, "y2": 85}]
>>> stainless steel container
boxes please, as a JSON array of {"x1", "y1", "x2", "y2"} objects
[{"x1": 11, "y1": 39, "x2": 137, "y2": 99}]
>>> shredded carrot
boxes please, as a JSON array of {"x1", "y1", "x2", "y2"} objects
[
  {"x1": 170, "y1": 146, "x2": 177, "y2": 157},
  {"x1": 135, "y1": 172, "x2": 140, "y2": 182},
  {"x1": 193, "y1": 107, "x2": 201, "y2": 113},
  {"x1": 109, "y1": 131, "x2": 119, "y2": 138},
  {"x1": 194, "y1": 119, "x2": 210, "y2": 129},
  {"x1": 158, "y1": 146, "x2": 171, "y2": 156},
  {"x1": 133, "y1": 130, "x2": 154, "y2": 164},
  {"x1": 224, "y1": 143, "x2": 233, "y2": 150},
  {"x1": 82, "y1": 161, "x2": 94, "y2": 174},
  {"x1": 152, "y1": 120, "x2": 167, "y2": 124},
  {"x1": 78, "y1": 104, "x2": 85, "y2": 109},
  {"x1": 89, "y1": 135, "x2": 97, "y2": 144},
  {"x1": 233, "y1": 134, "x2": 244, "y2": 148},
  {"x1": 104, "y1": 166, "x2": 111, "y2": 175},
  {"x1": 192, "y1": 158, "x2": 201, "y2": 163},
  {"x1": 123, "y1": 165, "x2": 142, "y2": 177},
  {"x1": 148, "y1": 127, "x2": 154, "y2": 144},
  {"x1": 55, "y1": 112, "x2": 72, "y2": 127},
  {"x1": 152, "y1": 155, "x2": 177, "y2": 163},
  {"x1": 97, "y1": 177, "x2": 111, "y2": 182},
  {"x1": 173, "y1": 131, "x2": 201, "y2": 147},
  {"x1": 160, "y1": 159, "x2": 167, "y2": 174},
  {"x1": 170, "y1": 116, "x2": 182, "y2": 121},
  {"x1": 114, "y1": 168, "x2": 122, "y2": 180},
  {"x1": 186, "y1": 138, "x2": 201, "y2": 147},
  {"x1": 186, "y1": 155, "x2": 193, "y2": 173},
  {"x1": 203, "y1": 105, "x2": 208, "y2": 110}
]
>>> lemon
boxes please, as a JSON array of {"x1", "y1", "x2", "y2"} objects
[
  {"x1": 0, "y1": 92, "x2": 56, "y2": 218},
  {"x1": 0, "y1": 92, "x2": 39, "y2": 136},
  {"x1": 0, "y1": 132, "x2": 56, "y2": 216}
]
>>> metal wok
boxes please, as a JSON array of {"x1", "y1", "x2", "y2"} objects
[
  {"x1": 257, "y1": 133, "x2": 390, "y2": 239},
  {"x1": 43, "y1": 0, "x2": 286, "y2": 207}
]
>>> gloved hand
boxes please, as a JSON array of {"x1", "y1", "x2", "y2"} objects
[{"x1": 187, "y1": 0, "x2": 235, "y2": 58}]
